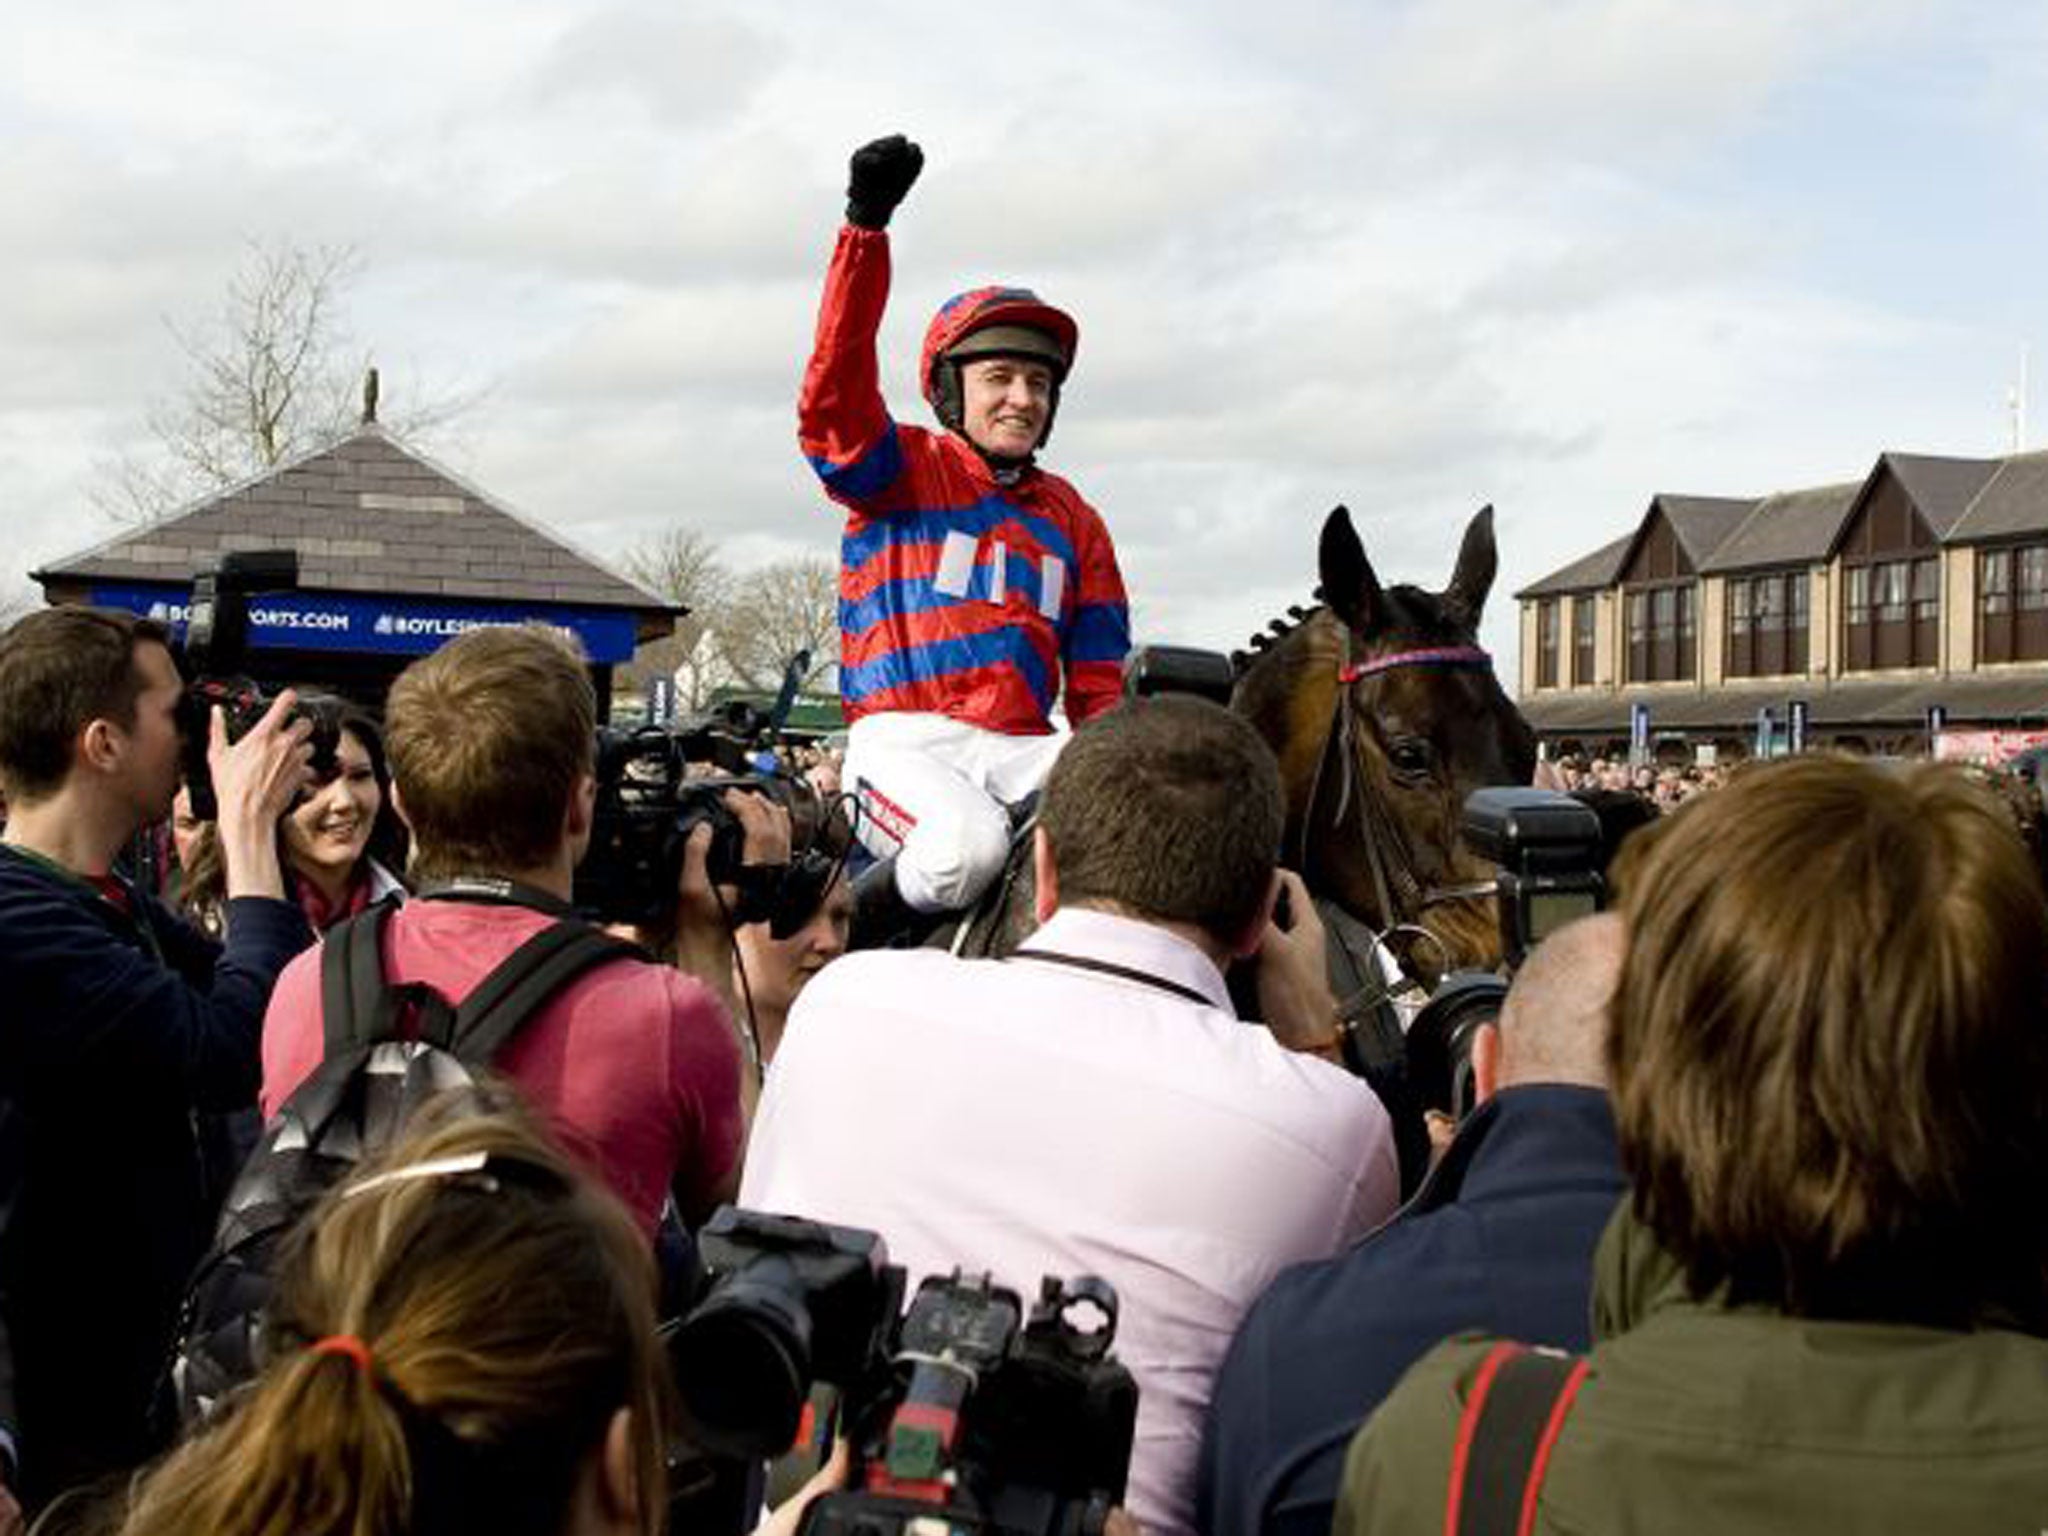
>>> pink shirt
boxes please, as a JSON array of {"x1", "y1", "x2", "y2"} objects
[
  {"x1": 741, "y1": 907, "x2": 1400, "y2": 1536},
  {"x1": 261, "y1": 901, "x2": 743, "y2": 1236}
]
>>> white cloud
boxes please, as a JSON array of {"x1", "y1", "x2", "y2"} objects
[{"x1": 1, "y1": 0, "x2": 2039, "y2": 699}]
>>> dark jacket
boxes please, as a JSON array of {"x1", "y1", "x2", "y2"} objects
[
  {"x1": 0, "y1": 846, "x2": 309, "y2": 1509},
  {"x1": 1337, "y1": 1207, "x2": 2048, "y2": 1536},
  {"x1": 1197, "y1": 1086, "x2": 1623, "y2": 1536}
]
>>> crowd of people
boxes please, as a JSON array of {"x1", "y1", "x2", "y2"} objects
[
  {"x1": 1543, "y1": 754, "x2": 1728, "y2": 809},
  {"x1": 0, "y1": 131, "x2": 2044, "y2": 1536}
]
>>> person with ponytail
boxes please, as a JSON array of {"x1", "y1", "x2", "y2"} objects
[{"x1": 106, "y1": 1095, "x2": 670, "y2": 1536}]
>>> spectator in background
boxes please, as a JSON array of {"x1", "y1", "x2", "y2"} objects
[
  {"x1": 179, "y1": 695, "x2": 407, "y2": 938},
  {"x1": 744, "y1": 696, "x2": 1398, "y2": 1536},
  {"x1": 0, "y1": 606, "x2": 313, "y2": 1518},
  {"x1": 273, "y1": 695, "x2": 406, "y2": 926},
  {"x1": 733, "y1": 869, "x2": 850, "y2": 1066},
  {"x1": 1339, "y1": 758, "x2": 2048, "y2": 1534},
  {"x1": 1199, "y1": 915, "x2": 1626, "y2": 1536}
]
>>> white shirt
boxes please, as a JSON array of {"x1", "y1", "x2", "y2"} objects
[{"x1": 740, "y1": 906, "x2": 1400, "y2": 1536}]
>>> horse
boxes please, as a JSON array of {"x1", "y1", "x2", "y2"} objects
[
  {"x1": 946, "y1": 503, "x2": 1535, "y2": 977},
  {"x1": 1230, "y1": 503, "x2": 1537, "y2": 978}
]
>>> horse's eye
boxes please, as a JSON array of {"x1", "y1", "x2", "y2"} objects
[{"x1": 1388, "y1": 737, "x2": 1435, "y2": 777}]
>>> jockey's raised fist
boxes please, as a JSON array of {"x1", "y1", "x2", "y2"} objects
[{"x1": 846, "y1": 134, "x2": 923, "y2": 229}]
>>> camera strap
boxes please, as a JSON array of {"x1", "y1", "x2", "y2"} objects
[
  {"x1": 1007, "y1": 947, "x2": 1215, "y2": 1009},
  {"x1": 413, "y1": 876, "x2": 579, "y2": 919}
]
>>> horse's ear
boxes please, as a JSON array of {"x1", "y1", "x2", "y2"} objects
[
  {"x1": 1442, "y1": 504, "x2": 1498, "y2": 633},
  {"x1": 1319, "y1": 505, "x2": 1386, "y2": 639}
]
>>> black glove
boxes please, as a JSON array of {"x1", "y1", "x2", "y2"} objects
[{"x1": 846, "y1": 134, "x2": 924, "y2": 230}]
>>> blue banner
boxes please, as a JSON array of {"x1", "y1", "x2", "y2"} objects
[
  {"x1": 88, "y1": 583, "x2": 641, "y2": 665},
  {"x1": 1628, "y1": 702, "x2": 1650, "y2": 766},
  {"x1": 1755, "y1": 705, "x2": 1776, "y2": 758}
]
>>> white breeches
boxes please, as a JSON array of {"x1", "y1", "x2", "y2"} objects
[{"x1": 844, "y1": 713, "x2": 1069, "y2": 913}]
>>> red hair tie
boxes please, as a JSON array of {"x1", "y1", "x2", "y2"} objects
[{"x1": 309, "y1": 1334, "x2": 375, "y2": 1374}]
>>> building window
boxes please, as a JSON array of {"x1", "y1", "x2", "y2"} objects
[
  {"x1": 1726, "y1": 571, "x2": 1811, "y2": 678},
  {"x1": 1844, "y1": 556, "x2": 1937, "y2": 671},
  {"x1": 1536, "y1": 598, "x2": 1560, "y2": 688},
  {"x1": 1980, "y1": 543, "x2": 2048, "y2": 663},
  {"x1": 1571, "y1": 597, "x2": 1596, "y2": 685},
  {"x1": 1626, "y1": 581, "x2": 1694, "y2": 683}
]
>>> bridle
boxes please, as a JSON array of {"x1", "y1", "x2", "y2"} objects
[{"x1": 1296, "y1": 639, "x2": 1501, "y2": 947}]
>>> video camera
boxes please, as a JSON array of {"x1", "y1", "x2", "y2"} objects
[
  {"x1": 574, "y1": 699, "x2": 847, "y2": 935},
  {"x1": 1403, "y1": 788, "x2": 1606, "y2": 1121},
  {"x1": 670, "y1": 1208, "x2": 1138, "y2": 1536},
  {"x1": 173, "y1": 550, "x2": 339, "y2": 818}
]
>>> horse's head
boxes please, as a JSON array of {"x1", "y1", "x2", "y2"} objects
[{"x1": 1234, "y1": 504, "x2": 1537, "y2": 968}]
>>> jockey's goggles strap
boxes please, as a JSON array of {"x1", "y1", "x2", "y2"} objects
[{"x1": 1339, "y1": 646, "x2": 1493, "y2": 684}]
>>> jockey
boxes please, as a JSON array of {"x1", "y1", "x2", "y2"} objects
[{"x1": 800, "y1": 134, "x2": 1132, "y2": 938}]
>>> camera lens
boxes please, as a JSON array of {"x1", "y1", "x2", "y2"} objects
[{"x1": 670, "y1": 1256, "x2": 814, "y2": 1458}]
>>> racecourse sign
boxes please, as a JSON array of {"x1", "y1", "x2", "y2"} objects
[{"x1": 87, "y1": 583, "x2": 640, "y2": 664}]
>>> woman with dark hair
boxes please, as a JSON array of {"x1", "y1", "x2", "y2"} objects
[
  {"x1": 178, "y1": 694, "x2": 406, "y2": 934},
  {"x1": 276, "y1": 695, "x2": 406, "y2": 927},
  {"x1": 1337, "y1": 756, "x2": 2048, "y2": 1533}
]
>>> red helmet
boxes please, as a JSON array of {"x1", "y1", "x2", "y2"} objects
[{"x1": 919, "y1": 287, "x2": 1080, "y2": 446}]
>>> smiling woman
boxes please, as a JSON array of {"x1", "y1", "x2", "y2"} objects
[
  {"x1": 177, "y1": 694, "x2": 408, "y2": 934},
  {"x1": 278, "y1": 696, "x2": 408, "y2": 929}
]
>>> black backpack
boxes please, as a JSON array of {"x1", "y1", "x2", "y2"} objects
[{"x1": 167, "y1": 900, "x2": 638, "y2": 1426}]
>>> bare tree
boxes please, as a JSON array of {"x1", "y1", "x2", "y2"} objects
[
  {"x1": 715, "y1": 556, "x2": 840, "y2": 694},
  {"x1": 97, "y1": 239, "x2": 475, "y2": 524},
  {"x1": 616, "y1": 527, "x2": 736, "y2": 711}
]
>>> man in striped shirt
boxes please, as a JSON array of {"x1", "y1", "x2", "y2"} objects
[{"x1": 800, "y1": 134, "x2": 1132, "y2": 937}]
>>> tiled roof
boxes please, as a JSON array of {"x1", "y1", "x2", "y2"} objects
[
  {"x1": 36, "y1": 427, "x2": 675, "y2": 618},
  {"x1": 1701, "y1": 481, "x2": 1862, "y2": 573},
  {"x1": 1654, "y1": 495, "x2": 1759, "y2": 566},
  {"x1": 1880, "y1": 451, "x2": 2001, "y2": 538},
  {"x1": 1515, "y1": 532, "x2": 1634, "y2": 599},
  {"x1": 1945, "y1": 449, "x2": 2048, "y2": 543}
]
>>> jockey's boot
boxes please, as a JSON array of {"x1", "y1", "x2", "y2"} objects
[{"x1": 849, "y1": 856, "x2": 938, "y2": 949}]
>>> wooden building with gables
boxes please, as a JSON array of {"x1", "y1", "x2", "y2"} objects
[{"x1": 1516, "y1": 448, "x2": 2048, "y2": 760}]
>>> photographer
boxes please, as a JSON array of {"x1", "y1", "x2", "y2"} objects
[
  {"x1": 729, "y1": 797, "x2": 854, "y2": 1071},
  {"x1": 1199, "y1": 914, "x2": 1626, "y2": 1536},
  {"x1": 0, "y1": 606, "x2": 316, "y2": 1519},
  {"x1": 742, "y1": 695, "x2": 1398, "y2": 1536},
  {"x1": 259, "y1": 626, "x2": 760, "y2": 1235}
]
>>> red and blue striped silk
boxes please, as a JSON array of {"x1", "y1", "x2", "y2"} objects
[{"x1": 800, "y1": 224, "x2": 1130, "y2": 735}]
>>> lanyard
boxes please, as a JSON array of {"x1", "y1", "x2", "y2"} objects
[
  {"x1": 412, "y1": 876, "x2": 577, "y2": 919},
  {"x1": 1007, "y1": 947, "x2": 1218, "y2": 1009}
]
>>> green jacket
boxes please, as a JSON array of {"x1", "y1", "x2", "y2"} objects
[{"x1": 1336, "y1": 1206, "x2": 2048, "y2": 1535}]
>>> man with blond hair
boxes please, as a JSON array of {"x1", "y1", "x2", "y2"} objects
[{"x1": 261, "y1": 625, "x2": 747, "y2": 1233}]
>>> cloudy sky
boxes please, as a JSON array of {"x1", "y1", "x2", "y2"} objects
[{"x1": 5, "y1": 0, "x2": 2046, "y2": 676}]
